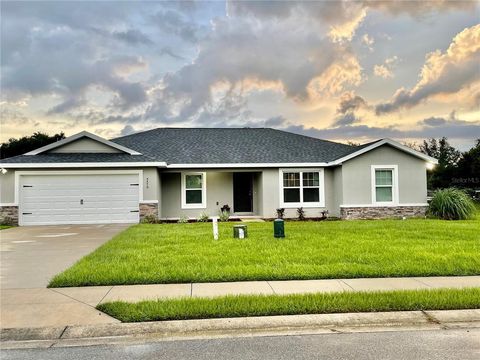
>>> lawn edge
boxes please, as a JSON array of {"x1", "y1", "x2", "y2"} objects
[{"x1": 96, "y1": 288, "x2": 480, "y2": 323}]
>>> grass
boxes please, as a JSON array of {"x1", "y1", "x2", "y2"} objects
[
  {"x1": 97, "y1": 288, "x2": 480, "y2": 322},
  {"x1": 49, "y1": 214, "x2": 480, "y2": 287},
  {"x1": 0, "y1": 225, "x2": 12, "y2": 230}
]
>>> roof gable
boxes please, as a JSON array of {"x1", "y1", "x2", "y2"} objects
[
  {"x1": 25, "y1": 131, "x2": 142, "y2": 156},
  {"x1": 330, "y1": 138, "x2": 438, "y2": 164}
]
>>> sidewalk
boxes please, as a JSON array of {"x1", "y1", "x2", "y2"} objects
[{"x1": 1, "y1": 276, "x2": 479, "y2": 328}]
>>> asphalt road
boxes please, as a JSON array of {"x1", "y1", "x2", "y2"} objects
[{"x1": 3, "y1": 328, "x2": 479, "y2": 360}]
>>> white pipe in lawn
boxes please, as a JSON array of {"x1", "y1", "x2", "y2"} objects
[{"x1": 212, "y1": 217, "x2": 219, "y2": 240}]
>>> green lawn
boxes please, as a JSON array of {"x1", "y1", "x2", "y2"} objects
[
  {"x1": 49, "y1": 216, "x2": 480, "y2": 287},
  {"x1": 98, "y1": 288, "x2": 480, "y2": 322},
  {"x1": 0, "y1": 225, "x2": 12, "y2": 230}
]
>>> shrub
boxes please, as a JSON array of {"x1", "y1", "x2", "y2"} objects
[
  {"x1": 428, "y1": 188, "x2": 476, "y2": 220},
  {"x1": 219, "y1": 210, "x2": 230, "y2": 222},
  {"x1": 178, "y1": 215, "x2": 189, "y2": 224},
  {"x1": 140, "y1": 215, "x2": 159, "y2": 224},
  {"x1": 276, "y1": 208, "x2": 285, "y2": 219},
  {"x1": 197, "y1": 212, "x2": 210, "y2": 222},
  {"x1": 297, "y1": 207, "x2": 305, "y2": 221}
]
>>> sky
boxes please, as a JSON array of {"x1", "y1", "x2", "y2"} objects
[{"x1": 1, "y1": 1, "x2": 479, "y2": 150}]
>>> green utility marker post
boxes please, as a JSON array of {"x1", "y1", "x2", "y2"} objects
[{"x1": 274, "y1": 219, "x2": 285, "y2": 238}]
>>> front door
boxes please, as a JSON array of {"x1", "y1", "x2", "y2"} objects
[{"x1": 233, "y1": 173, "x2": 253, "y2": 213}]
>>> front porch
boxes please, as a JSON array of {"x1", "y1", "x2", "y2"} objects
[{"x1": 159, "y1": 170, "x2": 264, "y2": 219}]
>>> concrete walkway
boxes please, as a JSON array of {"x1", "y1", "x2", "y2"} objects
[{"x1": 1, "y1": 276, "x2": 479, "y2": 328}]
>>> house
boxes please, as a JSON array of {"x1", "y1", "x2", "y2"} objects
[{"x1": 0, "y1": 128, "x2": 437, "y2": 226}]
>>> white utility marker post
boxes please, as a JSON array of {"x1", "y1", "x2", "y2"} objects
[{"x1": 212, "y1": 216, "x2": 219, "y2": 240}]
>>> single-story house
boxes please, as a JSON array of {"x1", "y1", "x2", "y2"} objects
[{"x1": 0, "y1": 128, "x2": 437, "y2": 226}]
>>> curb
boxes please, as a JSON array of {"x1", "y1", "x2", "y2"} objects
[{"x1": 1, "y1": 309, "x2": 479, "y2": 349}]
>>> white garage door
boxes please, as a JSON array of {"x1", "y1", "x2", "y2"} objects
[{"x1": 19, "y1": 173, "x2": 140, "y2": 225}]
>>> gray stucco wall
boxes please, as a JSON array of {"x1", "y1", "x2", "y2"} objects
[
  {"x1": 0, "y1": 171, "x2": 15, "y2": 204},
  {"x1": 341, "y1": 144, "x2": 428, "y2": 205},
  {"x1": 160, "y1": 171, "x2": 234, "y2": 218},
  {"x1": 49, "y1": 138, "x2": 123, "y2": 153}
]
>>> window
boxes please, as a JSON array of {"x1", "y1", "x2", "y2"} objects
[
  {"x1": 280, "y1": 169, "x2": 324, "y2": 207},
  {"x1": 181, "y1": 172, "x2": 206, "y2": 209},
  {"x1": 371, "y1": 166, "x2": 398, "y2": 205}
]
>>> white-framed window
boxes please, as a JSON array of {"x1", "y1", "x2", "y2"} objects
[
  {"x1": 371, "y1": 165, "x2": 399, "y2": 205},
  {"x1": 279, "y1": 169, "x2": 325, "y2": 207},
  {"x1": 181, "y1": 172, "x2": 206, "y2": 209}
]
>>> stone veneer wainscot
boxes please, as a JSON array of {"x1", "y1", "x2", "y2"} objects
[
  {"x1": 139, "y1": 202, "x2": 159, "y2": 220},
  {"x1": 0, "y1": 205, "x2": 19, "y2": 225},
  {"x1": 340, "y1": 206, "x2": 427, "y2": 220}
]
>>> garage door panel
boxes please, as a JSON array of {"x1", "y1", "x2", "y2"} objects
[{"x1": 20, "y1": 173, "x2": 141, "y2": 225}]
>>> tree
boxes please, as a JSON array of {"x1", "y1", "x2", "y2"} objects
[
  {"x1": 0, "y1": 132, "x2": 65, "y2": 159},
  {"x1": 454, "y1": 139, "x2": 480, "y2": 189},
  {"x1": 418, "y1": 137, "x2": 462, "y2": 189},
  {"x1": 419, "y1": 137, "x2": 462, "y2": 167}
]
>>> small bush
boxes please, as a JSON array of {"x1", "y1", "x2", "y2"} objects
[
  {"x1": 297, "y1": 207, "x2": 305, "y2": 221},
  {"x1": 428, "y1": 188, "x2": 476, "y2": 220},
  {"x1": 219, "y1": 210, "x2": 230, "y2": 222},
  {"x1": 276, "y1": 208, "x2": 285, "y2": 219},
  {"x1": 197, "y1": 212, "x2": 210, "y2": 222},
  {"x1": 178, "y1": 215, "x2": 189, "y2": 224},
  {"x1": 140, "y1": 215, "x2": 159, "y2": 224}
]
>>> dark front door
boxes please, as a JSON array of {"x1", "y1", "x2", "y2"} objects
[{"x1": 233, "y1": 173, "x2": 253, "y2": 213}]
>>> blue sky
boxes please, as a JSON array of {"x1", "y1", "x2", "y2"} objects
[{"x1": 1, "y1": 1, "x2": 479, "y2": 149}]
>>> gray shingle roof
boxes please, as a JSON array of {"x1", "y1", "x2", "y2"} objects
[
  {"x1": 112, "y1": 128, "x2": 359, "y2": 164},
  {"x1": 0, "y1": 153, "x2": 156, "y2": 163},
  {"x1": 1, "y1": 128, "x2": 370, "y2": 165}
]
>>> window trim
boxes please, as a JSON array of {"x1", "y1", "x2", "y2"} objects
[
  {"x1": 279, "y1": 168, "x2": 325, "y2": 208},
  {"x1": 371, "y1": 165, "x2": 399, "y2": 205},
  {"x1": 181, "y1": 172, "x2": 207, "y2": 209}
]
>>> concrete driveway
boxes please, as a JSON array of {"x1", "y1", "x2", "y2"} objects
[
  {"x1": 0, "y1": 224, "x2": 129, "y2": 328},
  {"x1": 0, "y1": 224, "x2": 129, "y2": 289}
]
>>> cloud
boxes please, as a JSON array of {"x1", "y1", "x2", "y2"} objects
[
  {"x1": 422, "y1": 117, "x2": 447, "y2": 126},
  {"x1": 112, "y1": 29, "x2": 153, "y2": 45},
  {"x1": 146, "y1": 13, "x2": 363, "y2": 123},
  {"x1": 334, "y1": 113, "x2": 362, "y2": 126},
  {"x1": 120, "y1": 124, "x2": 136, "y2": 136},
  {"x1": 373, "y1": 56, "x2": 399, "y2": 79},
  {"x1": 376, "y1": 24, "x2": 480, "y2": 114},
  {"x1": 284, "y1": 116, "x2": 480, "y2": 142},
  {"x1": 333, "y1": 91, "x2": 370, "y2": 126},
  {"x1": 365, "y1": 0, "x2": 475, "y2": 17},
  {"x1": 337, "y1": 91, "x2": 369, "y2": 114},
  {"x1": 265, "y1": 116, "x2": 287, "y2": 127},
  {"x1": 361, "y1": 34, "x2": 375, "y2": 51},
  {"x1": 151, "y1": 9, "x2": 204, "y2": 43}
]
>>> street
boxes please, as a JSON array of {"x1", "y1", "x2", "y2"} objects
[{"x1": 2, "y1": 328, "x2": 479, "y2": 360}]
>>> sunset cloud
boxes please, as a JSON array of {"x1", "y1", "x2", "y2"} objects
[{"x1": 376, "y1": 24, "x2": 480, "y2": 114}]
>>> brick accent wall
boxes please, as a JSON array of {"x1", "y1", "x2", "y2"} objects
[
  {"x1": 0, "y1": 206, "x2": 19, "y2": 225},
  {"x1": 341, "y1": 206, "x2": 427, "y2": 220},
  {"x1": 139, "y1": 202, "x2": 158, "y2": 220}
]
